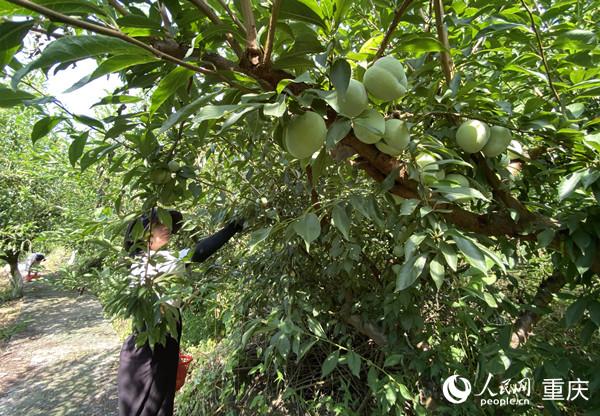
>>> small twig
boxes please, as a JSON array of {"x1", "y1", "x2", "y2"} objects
[
  {"x1": 519, "y1": 0, "x2": 565, "y2": 113},
  {"x1": 215, "y1": 0, "x2": 246, "y2": 35},
  {"x1": 305, "y1": 165, "x2": 321, "y2": 212},
  {"x1": 108, "y1": 0, "x2": 128, "y2": 16},
  {"x1": 433, "y1": 0, "x2": 454, "y2": 85},
  {"x1": 158, "y1": 1, "x2": 173, "y2": 36},
  {"x1": 373, "y1": 0, "x2": 413, "y2": 61},
  {"x1": 30, "y1": 26, "x2": 64, "y2": 38},
  {"x1": 187, "y1": 0, "x2": 243, "y2": 58},
  {"x1": 262, "y1": 0, "x2": 282, "y2": 67}
]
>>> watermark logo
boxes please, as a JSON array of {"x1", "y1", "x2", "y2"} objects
[
  {"x1": 442, "y1": 375, "x2": 472, "y2": 404},
  {"x1": 441, "y1": 374, "x2": 590, "y2": 407}
]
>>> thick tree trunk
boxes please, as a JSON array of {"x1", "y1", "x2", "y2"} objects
[
  {"x1": 2, "y1": 250, "x2": 24, "y2": 298},
  {"x1": 9, "y1": 257, "x2": 23, "y2": 298}
]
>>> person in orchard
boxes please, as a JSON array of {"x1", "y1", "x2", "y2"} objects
[{"x1": 118, "y1": 208, "x2": 245, "y2": 416}]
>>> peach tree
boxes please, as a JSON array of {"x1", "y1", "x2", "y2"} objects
[{"x1": 1, "y1": 0, "x2": 600, "y2": 413}]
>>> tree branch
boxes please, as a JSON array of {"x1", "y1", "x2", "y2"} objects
[
  {"x1": 6, "y1": 0, "x2": 215, "y2": 76},
  {"x1": 240, "y1": 0, "x2": 261, "y2": 67},
  {"x1": 510, "y1": 270, "x2": 567, "y2": 348},
  {"x1": 373, "y1": 0, "x2": 413, "y2": 61},
  {"x1": 215, "y1": 0, "x2": 246, "y2": 35},
  {"x1": 433, "y1": 0, "x2": 454, "y2": 85},
  {"x1": 187, "y1": 0, "x2": 244, "y2": 58},
  {"x1": 240, "y1": 0, "x2": 258, "y2": 49},
  {"x1": 158, "y1": 1, "x2": 173, "y2": 35},
  {"x1": 262, "y1": 0, "x2": 282, "y2": 67},
  {"x1": 108, "y1": 0, "x2": 128, "y2": 16},
  {"x1": 472, "y1": 153, "x2": 556, "y2": 230},
  {"x1": 342, "y1": 133, "x2": 529, "y2": 236},
  {"x1": 519, "y1": 0, "x2": 565, "y2": 113}
]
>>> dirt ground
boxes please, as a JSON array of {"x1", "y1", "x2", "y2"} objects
[{"x1": 0, "y1": 280, "x2": 121, "y2": 416}]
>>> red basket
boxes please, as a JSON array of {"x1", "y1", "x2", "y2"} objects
[
  {"x1": 25, "y1": 272, "x2": 40, "y2": 282},
  {"x1": 175, "y1": 353, "x2": 193, "y2": 392}
]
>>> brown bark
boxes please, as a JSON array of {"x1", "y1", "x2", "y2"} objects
[
  {"x1": 373, "y1": 0, "x2": 414, "y2": 61},
  {"x1": 3, "y1": 251, "x2": 23, "y2": 298},
  {"x1": 510, "y1": 271, "x2": 568, "y2": 348},
  {"x1": 433, "y1": 0, "x2": 454, "y2": 85},
  {"x1": 340, "y1": 290, "x2": 387, "y2": 347}
]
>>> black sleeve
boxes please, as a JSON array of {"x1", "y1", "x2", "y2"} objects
[{"x1": 190, "y1": 221, "x2": 241, "y2": 263}]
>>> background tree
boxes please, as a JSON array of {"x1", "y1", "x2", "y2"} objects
[
  {"x1": 0, "y1": 105, "x2": 98, "y2": 297},
  {"x1": 1, "y1": 0, "x2": 599, "y2": 413}
]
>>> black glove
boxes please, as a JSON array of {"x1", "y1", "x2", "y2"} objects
[{"x1": 230, "y1": 217, "x2": 245, "y2": 233}]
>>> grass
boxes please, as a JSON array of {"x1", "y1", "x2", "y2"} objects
[
  {"x1": 0, "y1": 320, "x2": 28, "y2": 343},
  {"x1": 0, "y1": 271, "x2": 25, "y2": 347}
]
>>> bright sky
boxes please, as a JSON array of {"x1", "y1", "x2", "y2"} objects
[{"x1": 45, "y1": 59, "x2": 123, "y2": 117}]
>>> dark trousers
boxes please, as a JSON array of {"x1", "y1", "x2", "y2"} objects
[{"x1": 117, "y1": 321, "x2": 182, "y2": 416}]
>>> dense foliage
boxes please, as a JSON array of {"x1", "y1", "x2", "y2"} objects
[{"x1": 1, "y1": 0, "x2": 599, "y2": 414}]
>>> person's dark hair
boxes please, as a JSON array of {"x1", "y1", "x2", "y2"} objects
[{"x1": 123, "y1": 208, "x2": 184, "y2": 254}]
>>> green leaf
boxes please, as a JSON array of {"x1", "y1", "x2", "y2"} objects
[
  {"x1": 92, "y1": 95, "x2": 143, "y2": 107},
  {"x1": 263, "y1": 95, "x2": 287, "y2": 117},
  {"x1": 588, "y1": 301, "x2": 600, "y2": 327},
  {"x1": 248, "y1": 227, "x2": 271, "y2": 250},
  {"x1": 326, "y1": 119, "x2": 351, "y2": 149},
  {"x1": 537, "y1": 228, "x2": 555, "y2": 248},
  {"x1": 558, "y1": 171, "x2": 583, "y2": 201},
  {"x1": 584, "y1": 132, "x2": 600, "y2": 153},
  {"x1": 68, "y1": 132, "x2": 88, "y2": 167},
  {"x1": 346, "y1": 351, "x2": 361, "y2": 377},
  {"x1": 504, "y1": 64, "x2": 547, "y2": 83},
  {"x1": 447, "y1": 230, "x2": 488, "y2": 272},
  {"x1": 565, "y1": 298, "x2": 588, "y2": 327},
  {"x1": 399, "y1": 199, "x2": 419, "y2": 216},
  {"x1": 553, "y1": 29, "x2": 596, "y2": 51},
  {"x1": 383, "y1": 354, "x2": 403, "y2": 367},
  {"x1": 276, "y1": 72, "x2": 315, "y2": 94},
  {"x1": 429, "y1": 256, "x2": 445, "y2": 290},
  {"x1": 0, "y1": 20, "x2": 33, "y2": 66},
  {"x1": 431, "y1": 185, "x2": 490, "y2": 202},
  {"x1": 307, "y1": 316, "x2": 326, "y2": 338},
  {"x1": 333, "y1": 0, "x2": 352, "y2": 24},
  {"x1": 12, "y1": 35, "x2": 151, "y2": 88},
  {"x1": 217, "y1": 105, "x2": 259, "y2": 134},
  {"x1": 31, "y1": 116, "x2": 62, "y2": 143},
  {"x1": 158, "y1": 91, "x2": 220, "y2": 134},
  {"x1": 293, "y1": 213, "x2": 321, "y2": 249},
  {"x1": 280, "y1": 0, "x2": 327, "y2": 29},
  {"x1": 395, "y1": 34, "x2": 445, "y2": 55},
  {"x1": 0, "y1": 86, "x2": 35, "y2": 107},
  {"x1": 394, "y1": 253, "x2": 427, "y2": 291},
  {"x1": 330, "y1": 58, "x2": 351, "y2": 96},
  {"x1": 272, "y1": 331, "x2": 290, "y2": 357},
  {"x1": 74, "y1": 114, "x2": 104, "y2": 130},
  {"x1": 321, "y1": 350, "x2": 339, "y2": 377},
  {"x1": 66, "y1": 54, "x2": 157, "y2": 92},
  {"x1": 0, "y1": 0, "x2": 108, "y2": 17},
  {"x1": 385, "y1": 384, "x2": 397, "y2": 406},
  {"x1": 150, "y1": 66, "x2": 195, "y2": 116},
  {"x1": 332, "y1": 204, "x2": 350, "y2": 240},
  {"x1": 193, "y1": 105, "x2": 243, "y2": 123},
  {"x1": 440, "y1": 241, "x2": 457, "y2": 271}
]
